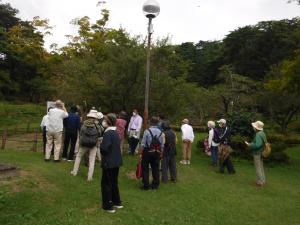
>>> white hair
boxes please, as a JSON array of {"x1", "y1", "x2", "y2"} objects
[{"x1": 207, "y1": 121, "x2": 215, "y2": 128}]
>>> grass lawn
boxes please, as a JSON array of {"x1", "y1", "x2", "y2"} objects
[{"x1": 0, "y1": 133, "x2": 300, "y2": 225}]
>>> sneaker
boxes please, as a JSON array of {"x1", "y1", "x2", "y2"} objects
[
  {"x1": 140, "y1": 186, "x2": 150, "y2": 191},
  {"x1": 87, "y1": 177, "x2": 93, "y2": 182},
  {"x1": 186, "y1": 160, "x2": 191, "y2": 165},
  {"x1": 113, "y1": 205, "x2": 124, "y2": 209},
  {"x1": 44, "y1": 159, "x2": 50, "y2": 162},
  {"x1": 104, "y1": 209, "x2": 116, "y2": 213},
  {"x1": 67, "y1": 159, "x2": 74, "y2": 162},
  {"x1": 180, "y1": 160, "x2": 186, "y2": 165},
  {"x1": 62, "y1": 158, "x2": 67, "y2": 161},
  {"x1": 70, "y1": 171, "x2": 77, "y2": 176}
]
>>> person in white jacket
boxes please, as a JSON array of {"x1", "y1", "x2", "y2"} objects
[
  {"x1": 207, "y1": 121, "x2": 219, "y2": 167},
  {"x1": 180, "y1": 119, "x2": 194, "y2": 165}
]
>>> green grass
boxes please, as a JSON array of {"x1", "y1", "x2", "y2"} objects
[{"x1": 0, "y1": 134, "x2": 300, "y2": 225}]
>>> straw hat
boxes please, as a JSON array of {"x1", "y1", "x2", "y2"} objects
[
  {"x1": 87, "y1": 109, "x2": 100, "y2": 119},
  {"x1": 251, "y1": 121, "x2": 264, "y2": 131}
]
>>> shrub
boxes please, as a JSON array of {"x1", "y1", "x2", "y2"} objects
[
  {"x1": 230, "y1": 135, "x2": 290, "y2": 164},
  {"x1": 227, "y1": 111, "x2": 256, "y2": 137}
]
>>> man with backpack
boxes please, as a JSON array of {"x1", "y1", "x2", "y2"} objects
[
  {"x1": 139, "y1": 116, "x2": 164, "y2": 190},
  {"x1": 70, "y1": 109, "x2": 101, "y2": 181}
]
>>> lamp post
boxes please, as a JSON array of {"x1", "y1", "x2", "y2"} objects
[{"x1": 142, "y1": 0, "x2": 160, "y2": 129}]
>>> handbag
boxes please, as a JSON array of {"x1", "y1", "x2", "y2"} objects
[{"x1": 136, "y1": 155, "x2": 143, "y2": 179}]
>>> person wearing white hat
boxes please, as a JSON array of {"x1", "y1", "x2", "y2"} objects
[
  {"x1": 180, "y1": 119, "x2": 194, "y2": 165},
  {"x1": 71, "y1": 109, "x2": 101, "y2": 181},
  {"x1": 245, "y1": 121, "x2": 267, "y2": 187}
]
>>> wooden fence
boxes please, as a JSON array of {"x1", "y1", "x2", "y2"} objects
[{"x1": 1, "y1": 125, "x2": 41, "y2": 151}]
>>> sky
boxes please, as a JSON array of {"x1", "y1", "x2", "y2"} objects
[{"x1": 4, "y1": 0, "x2": 300, "y2": 49}]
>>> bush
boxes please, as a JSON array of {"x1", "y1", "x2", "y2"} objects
[
  {"x1": 230, "y1": 135, "x2": 290, "y2": 164},
  {"x1": 227, "y1": 111, "x2": 256, "y2": 137}
]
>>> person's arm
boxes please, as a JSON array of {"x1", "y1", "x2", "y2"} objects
[
  {"x1": 191, "y1": 127, "x2": 195, "y2": 143},
  {"x1": 249, "y1": 134, "x2": 264, "y2": 151},
  {"x1": 76, "y1": 116, "x2": 81, "y2": 131},
  {"x1": 40, "y1": 116, "x2": 46, "y2": 129},
  {"x1": 100, "y1": 132, "x2": 112, "y2": 155},
  {"x1": 137, "y1": 116, "x2": 143, "y2": 132},
  {"x1": 128, "y1": 117, "x2": 133, "y2": 132},
  {"x1": 208, "y1": 129, "x2": 213, "y2": 148}
]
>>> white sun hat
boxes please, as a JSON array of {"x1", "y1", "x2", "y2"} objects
[
  {"x1": 87, "y1": 109, "x2": 100, "y2": 119},
  {"x1": 251, "y1": 121, "x2": 264, "y2": 131}
]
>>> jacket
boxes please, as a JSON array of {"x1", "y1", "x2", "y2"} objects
[
  {"x1": 63, "y1": 112, "x2": 81, "y2": 133},
  {"x1": 163, "y1": 129, "x2": 177, "y2": 157},
  {"x1": 249, "y1": 131, "x2": 266, "y2": 155},
  {"x1": 100, "y1": 127, "x2": 122, "y2": 169}
]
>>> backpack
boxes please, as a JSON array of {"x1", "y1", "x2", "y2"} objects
[
  {"x1": 80, "y1": 124, "x2": 99, "y2": 148},
  {"x1": 147, "y1": 129, "x2": 162, "y2": 152},
  {"x1": 212, "y1": 128, "x2": 221, "y2": 143},
  {"x1": 260, "y1": 133, "x2": 271, "y2": 158}
]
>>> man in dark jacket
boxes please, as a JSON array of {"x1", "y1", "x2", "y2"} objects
[
  {"x1": 217, "y1": 119, "x2": 235, "y2": 174},
  {"x1": 100, "y1": 113, "x2": 123, "y2": 213},
  {"x1": 62, "y1": 106, "x2": 81, "y2": 161},
  {"x1": 161, "y1": 121, "x2": 177, "y2": 183},
  {"x1": 139, "y1": 116, "x2": 164, "y2": 190}
]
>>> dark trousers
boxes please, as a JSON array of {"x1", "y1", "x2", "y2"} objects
[
  {"x1": 161, "y1": 155, "x2": 177, "y2": 182},
  {"x1": 128, "y1": 137, "x2": 139, "y2": 155},
  {"x1": 142, "y1": 151, "x2": 160, "y2": 189},
  {"x1": 62, "y1": 131, "x2": 78, "y2": 160},
  {"x1": 220, "y1": 156, "x2": 235, "y2": 173},
  {"x1": 210, "y1": 146, "x2": 218, "y2": 166},
  {"x1": 101, "y1": 167, "x2": 121, "y2": 210}
]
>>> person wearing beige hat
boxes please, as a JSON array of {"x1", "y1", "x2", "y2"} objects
[
  {"x1": 180, "y1": 118, "x2": 194, "y2": 165},
  {"x1": 45, "y1": 100, "x2": 68, "y2": 162},
  {"x1": 245, "y1": 121, "x2": 267, "y2": 187},
  {"x1": 71, "y1": 109, "x2": 101, "y2": 181}
]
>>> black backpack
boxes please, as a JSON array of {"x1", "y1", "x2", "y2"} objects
[
  {"x1": 148, "y1": 129, "x2": 162, "y2": 152},
  {"x1": 212, "y1": 128, "x2": 221, "y2": 143},
  {"x1": 80, "y1": 124, "x2": 99, "y2": 148}
]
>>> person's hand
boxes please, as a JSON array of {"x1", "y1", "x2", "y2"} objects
[{"x1": 245, "y1": 141, "x2": 250, "y2": 146}]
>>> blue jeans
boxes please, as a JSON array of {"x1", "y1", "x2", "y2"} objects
[{"x1": 210, "y1": 146, "x2": 218, "y2": 165}]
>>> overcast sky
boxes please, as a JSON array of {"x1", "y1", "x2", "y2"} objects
[{"x1": 4, "y1": 0, "x2": 300, "y2": 49}]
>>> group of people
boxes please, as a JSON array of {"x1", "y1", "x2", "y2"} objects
[
  {"x1": 40, "y1": 100, "x2": 268, "y2": 213},
  {"x1": 206, "y1": 119, "x2": 267, "y2": 187}
]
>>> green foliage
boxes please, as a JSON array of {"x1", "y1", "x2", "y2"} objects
[
  {"x1": 227, "y1": 111, "x2": 256, "y2": 137},
  {"x1": 223, "y1": 18, "x2": 300, "y2": 80}
]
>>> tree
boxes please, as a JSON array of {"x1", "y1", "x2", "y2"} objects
[
  {"x1": 223, "y1": 18, "x2": 300, "y2": 80},
  {"x1": 261, "y1": 52, "x2": 300, "y2": 133}
]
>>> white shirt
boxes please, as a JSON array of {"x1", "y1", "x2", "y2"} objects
[
  {"x1": 46, "y1": 108, "x2": 68, "y2": 133},
  {"x1": 128, "y1": 114, "x2": 143, "y2": 132},
  {"x1": 208, "y1": 129, "x2": 219, "y2": 148},
  {"x1": 40, "y1": 115, "x2": 49, "y2": 129},
  {"x1": 181, "y1": 124, "x2": 194, "y2": 142}
]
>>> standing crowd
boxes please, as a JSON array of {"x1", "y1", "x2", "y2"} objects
[{"x1": 41, "y1": 100, "x2": 269, "y2": 213}]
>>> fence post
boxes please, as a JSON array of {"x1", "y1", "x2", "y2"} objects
[
  {"x1": 31, "y1": 129, "x2": 38, "y2": 152},
  {"x1": 1, "y1": 129, "x2": 7, "y2": 150},
  {"x1": 14, "y1": 125, "x2": 18, "y2": 135},
  {"x1": 26, "y1": 122, "x2": 30, "y2": 133}
]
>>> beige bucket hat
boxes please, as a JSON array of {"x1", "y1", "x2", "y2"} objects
[{"x1": 251, "y1": 121, "x2": 264, "y2": 131}]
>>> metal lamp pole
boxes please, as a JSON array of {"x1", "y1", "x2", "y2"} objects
[
  {"x1": 142, "y1": 0, "x2": 160, "y2": 129},
  {"x1": 144, "y1": 17, "x2": 153, "y2": 129}
]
